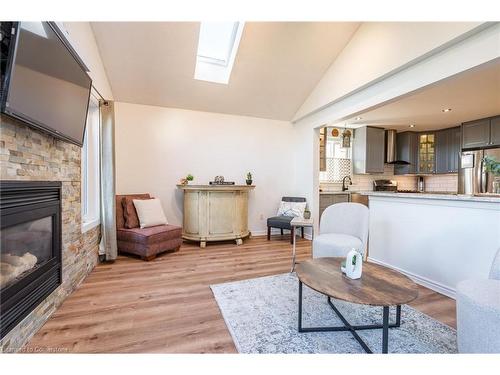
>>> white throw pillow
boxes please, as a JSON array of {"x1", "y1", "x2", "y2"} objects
[
  {"x1": 133, "y1": 198, "x2": 168, "y2": 228},
  {"x1": 277, "y1": 201, "x2": 306, "y2": 218}
]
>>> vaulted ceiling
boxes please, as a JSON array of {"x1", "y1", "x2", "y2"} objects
[
  {"x1": 345, "y1": 59, "x2": 500, "y2": 131},
  {"x1": 91, "y1": 22, "x2": 360, "y2": 120}
]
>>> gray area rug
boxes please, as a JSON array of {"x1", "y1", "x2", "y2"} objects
[{"x1": 211, "y1": 273, "x2": 457, "y2": 354}]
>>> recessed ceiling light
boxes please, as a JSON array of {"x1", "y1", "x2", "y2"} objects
[
  {"x1": 354, "y1": 117, "x2": 362, "y2": 121},
  {"x1": 409, "y1": 124, "x2": 416, "y2": 128},
  {"x1": 442, "y1": 108, "x2": 452, "y2": 113}
]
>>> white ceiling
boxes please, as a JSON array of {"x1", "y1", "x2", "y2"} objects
[
  {"x1": 91, "y1": 22, "x2": 360, "y2": 121},
  {"x1": 343, "y1": 59, "x2": 500, "y2": 131}
]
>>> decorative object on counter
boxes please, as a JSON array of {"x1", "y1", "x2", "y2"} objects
[
  {"x1": 342, "y1": 249, "x2": 363, "y2": 279},
  {"x1": 331, "y1": 128, "x2": 339, "y2": 137},
  {"x1": 303, "y1": 208, "x2": 311, "y2": 219},
  {"x1": 179, "y1": 174, "x2": 194, "y2": 185},
  {"x1": 341, "y1": 128, "x2": 352, "y2": 148},
  {"x1": 210, "y1": 175, "x2": 235, "y2": 185},
  {"x1": 483, "y1": 156, "x2": 500, "y2": 194},
  {"x1": 246, "y1": 172, "x2": 253, "y2": 185},
  {"x1": 209, "y1": 181, "x2": 235, "y2": 185},
  {"x1": 483, "y1": 155, "x2": 500, "y2": 175}
]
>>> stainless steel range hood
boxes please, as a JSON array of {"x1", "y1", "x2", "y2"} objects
[{"x1": 385, "y1": 129, "x2": 411, "y2": 165}]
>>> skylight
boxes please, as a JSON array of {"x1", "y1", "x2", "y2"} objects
[{"x1": 194, "y1": 22, "x2": 245, "y2": 84}]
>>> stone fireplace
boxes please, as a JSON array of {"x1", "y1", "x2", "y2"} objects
[{"x1": 0, "y1": 115, "x2": 100, "y2": 352}]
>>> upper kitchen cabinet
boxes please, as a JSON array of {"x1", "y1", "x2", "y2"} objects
[
  {"x1": 448, "y1": 126, "x2": 461, "y2": 172},
  {"x1": 462, "y1": 118, "x2": 492, "y2": 149},
  {"x1": 435, "y1": 126, "x2": 460, "y2": 174},
  {"x1": 490, "y1": 116, "x2": 500, "y2": 147},
  {"x1": 394, "y1": 131, "x2": 418, "y2": 175},
  {"x1": 435, "y1": 130, "x2": 449, "y2": 174},
  {"x1": 353, "y1": 126, "x2": 385, "y2": 174},
  {"x1": 417, "y1": 133, "x2": 435, "y2": 174}
]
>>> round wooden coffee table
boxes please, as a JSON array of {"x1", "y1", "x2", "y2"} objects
[{"x1": 295, "y1": 257, "x2": 418, "y2": 354}]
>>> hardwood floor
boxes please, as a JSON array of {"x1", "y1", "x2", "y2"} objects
[{"x1": 26, "y1": 236, "x2": 456, "y2": 353}]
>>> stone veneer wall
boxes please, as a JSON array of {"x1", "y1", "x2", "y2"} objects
[{"x1": 0, "y1": 115, "x2": 100, "y2": 352}]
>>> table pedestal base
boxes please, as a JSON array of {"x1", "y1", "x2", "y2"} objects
[{"x1": 298, "y1": 281, "x2": 401, "y2": 354}]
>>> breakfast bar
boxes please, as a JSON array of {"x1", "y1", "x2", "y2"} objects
[{"x1": 365, "y1": 192, "x2": 500, "y2": 297}]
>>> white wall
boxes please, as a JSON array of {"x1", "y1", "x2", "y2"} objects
[
  {"x1": 294, "y1": 22, "x2": 484, "y2": 121},
  {"x1": 63, "y1": 22, "x2": 114, "y2": 99},
  {"x1": 114, "y1": 102, "x2": 296, "y2": 234}
]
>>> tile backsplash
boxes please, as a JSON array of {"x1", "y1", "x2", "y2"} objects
[
  {"x1": 320, "y1": 165, "x2": 458, "y2": 193},
  {"x1": 423, "y1": 174, "x2": 458, "y2": 192}
]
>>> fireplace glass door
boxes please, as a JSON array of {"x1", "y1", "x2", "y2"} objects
[{"x1": 1, "y1": 216, "x2": 53, "y2": 289}]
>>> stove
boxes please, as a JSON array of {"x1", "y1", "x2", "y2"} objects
[{"x1": 373, "y1": 179, "x2": 398, "y2": 192}]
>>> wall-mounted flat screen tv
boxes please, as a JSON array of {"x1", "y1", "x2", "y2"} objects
[{"x1": 1, "y1": 22, "x2": 92, "y2": 146}]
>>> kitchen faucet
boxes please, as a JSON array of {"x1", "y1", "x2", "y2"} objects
[{"x1": 342, "y1": 176, "x2": 352, "y2": 191}]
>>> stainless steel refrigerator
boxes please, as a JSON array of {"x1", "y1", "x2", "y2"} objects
[{"x1": 458, "y1": 148, "x2": 500, "y2": 195}]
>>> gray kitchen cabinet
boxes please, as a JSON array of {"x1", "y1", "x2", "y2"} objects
[
  {"x1": 436, "y1": 127, "x2": 461, "y2": 174},
  {"x1": 353, "y1": 126, "x2": 385, "y2": 174},
  {"x1": 490, "y1": 116, "x2": 500, "y2": 147},
  {"x1": 462, "y1": 118, "x2": 491, "y2": 149},
  {"x1": 435, "y1": 129, "x2": 449, "y2": 174},
  {"x1": 394, "y1": 131, "x2": 418, "y2": 175},
  {"x1": 448, "y1": 127, "x2": 461, "y2": 173},
  {"x1": 319, "y1": 193, "x2": 349, "y2": 219},
  {"x1": 417, "y1": 133, "x2": 436, "y2": 174}
]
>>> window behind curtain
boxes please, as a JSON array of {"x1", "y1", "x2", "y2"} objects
[
  {"x1": 81, "y1": 94, "x2": 100, "y2": 230},
  {"x1": 319, "y1": 134, "x2": 352, "y2": 183}
]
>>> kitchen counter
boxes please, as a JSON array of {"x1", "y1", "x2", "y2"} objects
[
  {"x1": 362, "y1": 191, "x2": 500, "y2": 203},
  {"x1": 367, "y1": 192, "x2": 500, "y2": 298},
  {"x1": 319, "y1": 190, "x2": 372, "y2": 195},
  {"x1": 319, "y1": 191, "x2": 351, "y2": 195}
]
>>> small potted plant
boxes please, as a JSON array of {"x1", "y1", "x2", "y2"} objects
[
  {"x1": 246, "y1": 172, "x2": 253, "y2": 185},
  {"x1": 186, "y1": 174, "x2": 194, "y2": 184},
  {"x1": 303, "y1": 208, "x2": 311, "y2": 219},
  {"x1": 484, "y1": 156, "x2": 500, "y2": 194}
]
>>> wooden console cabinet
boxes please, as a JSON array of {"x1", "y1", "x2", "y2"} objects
[{"x1": 176, "y1": 184, "x2": 255, "y2": 248}]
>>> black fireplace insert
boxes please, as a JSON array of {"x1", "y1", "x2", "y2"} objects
[{"x1": 1, "y1": 181, "x2": 62, "y2": 339}]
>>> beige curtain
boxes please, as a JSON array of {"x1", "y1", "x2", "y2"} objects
[{"x1": 99, "y1": 100, "x2": 117, "y2": 260}]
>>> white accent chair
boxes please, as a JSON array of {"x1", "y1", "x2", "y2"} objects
[
  {"x1": 313, "y1": 202, "x2": 369, "y2": 258},
  {"x1": 456, "y1": 247, "x2": 500, "y2": 353}
]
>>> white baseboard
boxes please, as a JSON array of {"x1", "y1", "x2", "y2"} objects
[{"x1": 367, "y1": 257, "x2": 456, "y2": 300}]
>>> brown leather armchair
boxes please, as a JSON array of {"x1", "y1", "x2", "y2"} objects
[{"x1": 116, "y1": 194, "x2": 182, "y2": 261}]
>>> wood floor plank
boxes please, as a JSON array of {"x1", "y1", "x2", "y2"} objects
[{"x1": 25, "y1": 236, "x2": 456, "y2": 353}]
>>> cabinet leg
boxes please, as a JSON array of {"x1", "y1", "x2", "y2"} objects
[
  {"x1": 236, "y1": 238, "x2": 243, "y2": 246},
  {"x1": 200, "y1": 241, "x2": 206, "y2": 248}
]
